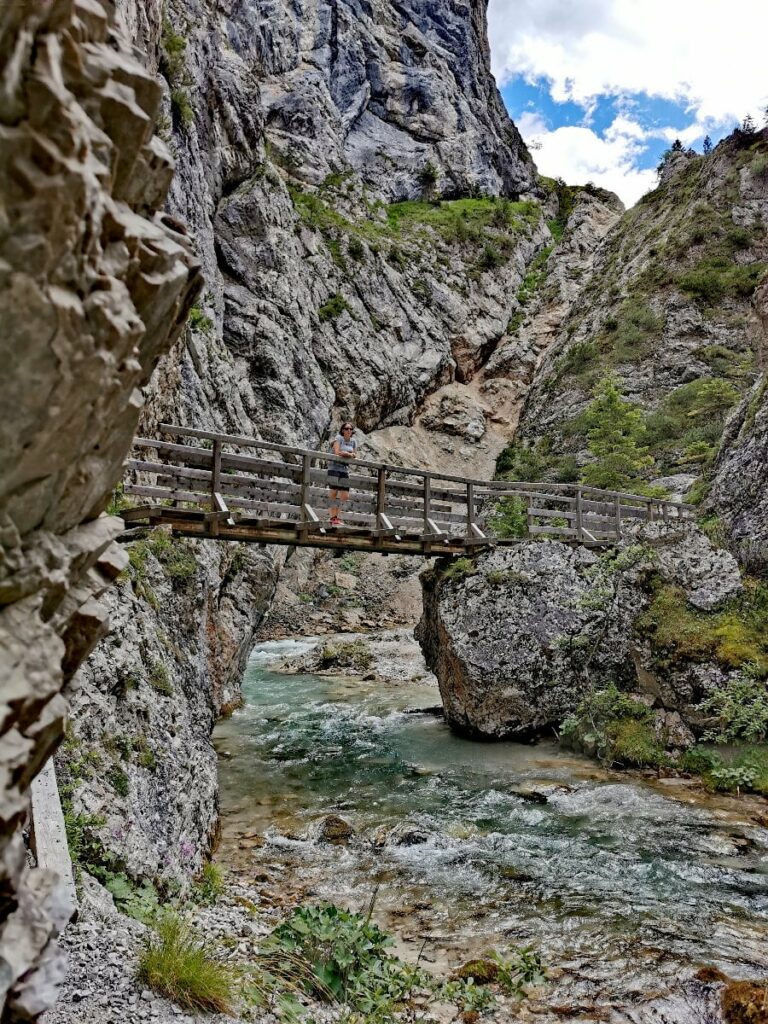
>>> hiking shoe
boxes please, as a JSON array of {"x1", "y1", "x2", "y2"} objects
[{"x1": 330, "y1": 516, "x2": 342, "y2": 526}]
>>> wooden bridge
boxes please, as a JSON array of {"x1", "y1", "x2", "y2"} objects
[{"x1": 121, "y1": 425, "x2": 695, "y2": 556}]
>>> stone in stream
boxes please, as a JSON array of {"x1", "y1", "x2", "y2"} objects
[{"x1": 315, "y1": 815, "x2": 355, "y2": 846}]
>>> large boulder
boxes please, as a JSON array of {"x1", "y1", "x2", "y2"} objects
[{"x1": 416, "y1": 526, "x2": 744, "y2": 740}]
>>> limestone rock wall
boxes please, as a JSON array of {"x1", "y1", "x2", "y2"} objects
[
  {"x1": 511, "y1": 133, "x2": 768, "y2": 502},
  {"x1": 709, "y1": 278, "x2": 768, "y2": 569},
  {"x1": 0, "y1": 1, "x2": 202, "y2": 1019}
]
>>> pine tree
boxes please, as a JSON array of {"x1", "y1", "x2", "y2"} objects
[
  {"x1": 671, "y1": 138, "x2": 684, "y2": 151},
  {"x1": 581, "y1": 377, "x2": 653, "y2": 490},
  {"x1": 702, "y1": 135, "x2": 712, "y2": 154},
  {"x1": 741, "y1": 114, "x2": 757, "y2": 135}
]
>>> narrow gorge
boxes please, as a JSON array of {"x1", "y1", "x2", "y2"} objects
[{"x1": 1, "y1": 2, "x2": 767, "y2": 1024}]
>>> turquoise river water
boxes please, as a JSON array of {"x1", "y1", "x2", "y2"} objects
[{"x1": 213, "y1": 637, "x2": 768, "y2": 1016}]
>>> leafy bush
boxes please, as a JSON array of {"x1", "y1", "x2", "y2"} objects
[
  {"x1": 105, "y1": 873, "x2": 160, "y2": 924},
  {"x1": 269, "y1": 904, "x2": 422, "y2": 1006},
  {"x1": 700, "y1": 670, "x2": 768, "y2": 743},
  {"x1": 419, "y1": 160, "x2": 440, "y2": 190},
  {"x1": 138, "y1": 914, "x2": 236, "y2": 1014},
  {"x1": 318, "y1": 293, "x2": 352, "y2": 322},
  {"x1": 493, "y1": 947, "x2": 545, "y2": 995},
  {"x1": 560, "y1": 684, "x2": 668, "y2": 767},
  {"x1": 488, "y1": 497, "x2": 528, "y2": 539}
]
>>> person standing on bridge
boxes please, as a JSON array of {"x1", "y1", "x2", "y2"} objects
[{"x1": 328, "y1": 422, "x2": 357, "y2": 525}]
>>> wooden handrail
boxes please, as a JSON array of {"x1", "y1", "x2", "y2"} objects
[{"x1": 154, "y1": 424, "x2": 696, "y2": 513}]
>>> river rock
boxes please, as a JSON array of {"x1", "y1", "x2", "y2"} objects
[{"x1": 315, "y1": 815, "x2": 354, "y2": 846}]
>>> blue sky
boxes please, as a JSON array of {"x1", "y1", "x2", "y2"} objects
[{"x1": 487, "y1": 0, "x2": 768, "y2": 206}]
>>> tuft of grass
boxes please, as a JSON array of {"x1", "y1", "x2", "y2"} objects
[
  {"x1": 137, "y1": 914, "x2": 236, "y2": 1014},
  {"x1": 441, "y1": 557, "x2": 476, "y2": 581},
  {"x1": 488, "y1": 497, "x2": 528, "y2": 539},
  {"x1": 678, "y1": 257, "x2": 766, "y2": 305},
  {"x1": 107, "y1": 766, "x2": 130, "y2": 798},
  {"x1": 318, "y1": 293, "x2": 352, "y2": 322},
  {"x1": 193, "y1": 863, "x2": 226, "y2": 905},
  {"x1": 149, "y1": 662, "x2": 173, "y2": 697}
]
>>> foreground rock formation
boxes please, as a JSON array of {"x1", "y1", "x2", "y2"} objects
[
  {"x1": 0, "y1": 1, "x2": 201, "y2": 1018},
  {"x1": 418, "y1": 526, "x2": 743, "y2": 741}
]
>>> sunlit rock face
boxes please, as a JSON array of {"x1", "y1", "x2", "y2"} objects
[{"x1": 0, "y1": 1, "x2": 201, "y2": 1017}]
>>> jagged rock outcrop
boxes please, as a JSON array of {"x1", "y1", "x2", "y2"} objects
[
  {"x1": 417, "y1": 526, "x2": 744, "y2": 740},
  {"x1": 709, "y1": 280, "x2": 768, "y2": 570},
  {"x1": 0, "y1": 1, "x2": 201, "y2": 1019}
]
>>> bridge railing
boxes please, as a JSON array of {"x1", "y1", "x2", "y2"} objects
[
  {"x1": 122, "y1": 425, "x2": 695, "y2": 550},
  {"x1": 480, "y1": 479, "x2": 694, "y2": 542},
  {"x1": 125, "y1": 424, "x2": 491, "y2": 549}
]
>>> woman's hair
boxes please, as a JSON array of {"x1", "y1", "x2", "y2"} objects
[{"x1": 341, "y1": 422, "x2": 354, "y2": 431}]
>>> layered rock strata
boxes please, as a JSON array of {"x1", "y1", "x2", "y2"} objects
[{"x1": 0, "y1": 1, "x2": 201, "y2": 1018}]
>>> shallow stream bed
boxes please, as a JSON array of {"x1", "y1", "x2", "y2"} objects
[{"x1": 213, "y1": 634, "x2": 768, "y2": 1021}]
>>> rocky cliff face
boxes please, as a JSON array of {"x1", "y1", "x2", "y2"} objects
[
  {"x1": 416, "y1": 133, "x2": 768, "y2": 749},
  {"x1": 709, "y1": 280, "x2": 768, "y2": 569},
  {"x1": 508, "y1": 133, "x2": 768, "y2": 504},
  {"x1": 63, "y1": 0, "x2": 554, "y2": 891},
  {"x1": 0, "y1": 1, "x2": 201, "y2": 1018},
  {"x1": 417, "y1": 526, "x2": 744, "y2": 742}
]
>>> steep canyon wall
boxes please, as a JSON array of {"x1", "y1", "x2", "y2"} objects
[{"x1": 0, "y1": 1, "x2": 201, "y2": 1018}]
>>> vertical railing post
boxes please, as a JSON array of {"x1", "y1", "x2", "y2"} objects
[
  {"x1": 299, "y1": 453, "x2": 311, "y2": 534},
  {"x1": 376, "y1": 467, "x2": 387, "y2": 518},
  {"x1": 648, "y1": 500, "x2": 656, "y2": 523},
  {"x1": 210, "y1": 439, "x2": 222, "y2": 537},
  {"x1": 575, "y1": 486, "x2": 583, "y2": 541},
  {"x1": 423, "y1": 474, "x2": 431, "y2": 534},
  {"x1": 614, "y1": 494, "x2": 622, "y2": 541},
  {"x1": 466, "y1": 481, "x2": 475, "y2": 537}
]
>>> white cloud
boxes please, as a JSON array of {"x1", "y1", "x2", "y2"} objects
[
  {"x1": 488, "y1": 0, "x2": 768, "y2": 205},
  {"x1": 523, "y1": 116, "x2": 657, "y2": 207},
  {"x1": 488, "y1": 0, "x2": 768, "y2": 126}
]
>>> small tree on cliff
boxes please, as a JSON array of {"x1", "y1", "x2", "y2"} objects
[
  {"x1": 702, "y1": 135, "x2": 712, "y2": 155},
  {"x1": 581, "y1": 377, "x2": 652, "y2": 490}
]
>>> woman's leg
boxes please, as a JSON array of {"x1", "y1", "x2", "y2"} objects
[
  {"x1": 337, "y1": 487, "x2": 350, "y2": 521},
  {"x1": 329, "y1": 487, "x2": 339, "y2": 520}
]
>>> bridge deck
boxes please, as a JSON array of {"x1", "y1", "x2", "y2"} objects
[{"x1": 121, "y1": 424, "x2": 695, "y2": 555}]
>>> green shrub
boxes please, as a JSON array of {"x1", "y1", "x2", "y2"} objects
[
  {"x1": 105, "y1": 873, "x2": 160, "y2": 923},
  {"x1": 188, "y1": 306, "x2": 214, "y2": 334},
  {"x1": 347, "y1": 237, "x2": 365, "y2": 261},
  {"x1": 319, "y1": 293, "x2": 352, "y2": 322},
  {"x1": 700, "y1": 670, "x2": 768, "y2": 743},
  {"x1": 556, "y1": 340, "x2": 599, "y2": 382},
  {"x1": 107, "y1": 766, "x2": 130, "y2": 798},
  {"x1": 269, "y1": 904, "x2": 428, "y2": 1012},
  {"x1": 478, "y1": 243, "x2": 504, "y2": 270},
  {"x1": 193, "y1": 863, "x2": 226, "y2": 905},
  {"x1": 419, "y1": 160, "x2": 440, "y2": 191},
  {"x1": 488, "y1": 496, "x2": 528, "y2": 538},
  {"x1": 560, "y1": 683, "x2": 668, "y2": 767},
  {"x1": 138, "y1": 914, "x2": 236, "y2": 1014},
  {"x1": 106, "y1": 483, "x2": 131, "y2": 516},
  {"x1": 678, "y1": 258, "x2": 766, "y2": 304}
]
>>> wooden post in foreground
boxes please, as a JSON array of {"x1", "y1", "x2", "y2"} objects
[
  {"x1": 210, "y1": 439, "x2": 222, "y2": 537},
  {"x1": 575, "y1": 487, "x2": 583, "y2": 541},
  {"x1": 30, "y1": 759, "x2": 78, "y2": 921}
]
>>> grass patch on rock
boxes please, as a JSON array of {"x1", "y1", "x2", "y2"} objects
[
  {"x1": 560, "y1": 683, "x2": 669, "y2": 768},
  {"x1": 636, "y1": 579, "x2": 768, "y2": 676},
  {"x1": 318, "y1": 640, "x2": 373, "y2": 672}
]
